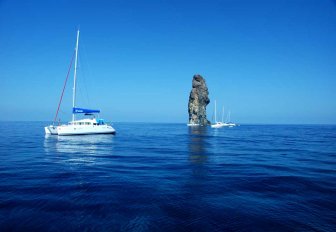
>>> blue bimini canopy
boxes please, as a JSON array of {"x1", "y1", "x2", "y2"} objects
[{"x1": 73, "y1": 108, "x2": 100, "y2": 114}]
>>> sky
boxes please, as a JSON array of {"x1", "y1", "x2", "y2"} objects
[{"x1": 0, "y1": 0, "x2": 335, "y2": 124}]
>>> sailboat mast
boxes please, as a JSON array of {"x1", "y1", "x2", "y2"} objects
[
  {"x1": 214, "y1": 100, "x2": 217, "y2": 123},
  {"x1": 72, "y1": 29, "x2": 80, "y2": 122},
  {"x1": 222, "y1": 106, "x2": 224, "y2": 123}
]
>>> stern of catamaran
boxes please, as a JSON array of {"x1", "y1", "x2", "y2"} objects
[{"x1": 45, "y1": 125, "x2": 58, "y2": 135}]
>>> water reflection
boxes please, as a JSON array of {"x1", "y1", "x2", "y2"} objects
[
  {"x1": 56, "y1": 135, "x2": 113, "y2": 154},
  {"x1": 188, "y1": 126, "x2": 209, "y2": 164},
  {"x1": 43, "y1": 134, "x2": 115, "y2": 165},
  {"x1": 185, "y1": 126, "x2": 210, "y2": 208}
]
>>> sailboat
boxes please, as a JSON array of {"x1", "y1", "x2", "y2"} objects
[
  {"x1": 187, "y1": 123, "x2": 200, "y2": 126},
  {"x1": 45, "y1": 30, "x2": 116, "y2": 136},
  {"x1": 226, "y1": 110, "x2": 236, "y2": 127},
  {"x1": 211, "y1": 100, "x2": 226, "y2": 128}
]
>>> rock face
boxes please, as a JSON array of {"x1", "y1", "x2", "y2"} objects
[{"x1": 188, "y1": 74, "x2": 210, "y2": 125}]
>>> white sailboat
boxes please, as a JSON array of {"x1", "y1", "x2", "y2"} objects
[
  {"x1": 211, "y1": 100, "x2": 226, "y2": 128},
  {"x1": 226, "y1": 110, "x2": 236, "y2": 127},
  {"x1": 187, "y1": 123, "x2": 200, "y2": 126},
  {"x1": 45, "y1": 30, "x2": 116, "y2": 136},
  {"x1": 220, "y1": 106, "x2": 230, "y2": 127}
]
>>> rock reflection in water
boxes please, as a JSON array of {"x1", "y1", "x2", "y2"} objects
[{"x1": 188, "y1": 126, "x2": 209, "y2": 164}]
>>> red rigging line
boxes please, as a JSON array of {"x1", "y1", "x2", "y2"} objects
[{"x1": 53, "y1": 50, "x2": 76, "y2": 124}]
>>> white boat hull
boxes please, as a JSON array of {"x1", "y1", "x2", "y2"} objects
[
  {"x1": 57, "y1": 124, "x2": 116, "y2": 136},
  {"x1": 45, "y1": 125, "x2": 58, "y2": 135},
  {"x1": 227, "y1": 123, "x2": 236, "y2": 127},
  {"x1": 211, "y1": 124, "x2": 223, "y2": 128},
  {"x1": 187, "y1": 123, "x2": 200, "y2": 126},
  {"x1": 211, "y1": 122, "x2": 226, "y2": 128},
  {"x1": 211, "y1": 122, "x2": 233, "y2": 128}
]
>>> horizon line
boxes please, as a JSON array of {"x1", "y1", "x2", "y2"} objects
[{"x1": 0, "y1": 120, "x2": 335, "y2": 126}]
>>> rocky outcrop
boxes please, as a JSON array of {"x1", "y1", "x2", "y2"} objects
[{"x1": 188, "y1": 74, "x2": 210, "y2": 125}]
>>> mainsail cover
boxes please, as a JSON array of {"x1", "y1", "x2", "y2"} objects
[{"x1": 73, "y1": 108, "x2": 100, "y2": 114}]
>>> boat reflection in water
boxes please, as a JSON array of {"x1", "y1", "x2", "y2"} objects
[{"x1": 44, "y1": 134, "x2": 115, "y2": 165}]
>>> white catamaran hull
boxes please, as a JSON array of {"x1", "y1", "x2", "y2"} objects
[
  {"x1": 45, "y1": 125, "x2": 58, "y2": 135},
  {"x1": 57, "y1": 124, "x2": 116, "y2": 136}
]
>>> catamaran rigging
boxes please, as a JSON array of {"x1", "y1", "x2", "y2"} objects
[{"x1": 45, "y1": 29, "x2": 116, "y2": 135}]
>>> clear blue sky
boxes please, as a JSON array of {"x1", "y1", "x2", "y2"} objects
[{"x1": 1, "y1": 0, "x2": 335, "y2": 124}]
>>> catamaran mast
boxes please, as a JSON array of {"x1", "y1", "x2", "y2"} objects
[{"x1": 72, "y1": 29, "x2": 80, "y2": 122}]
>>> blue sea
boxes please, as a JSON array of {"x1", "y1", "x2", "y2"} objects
[{"x1": 0, "y1": 122, "x2": 335, "y2": 231}]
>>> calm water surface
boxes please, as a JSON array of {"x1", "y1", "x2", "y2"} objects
[{"x1": 0, "y1": 122, "x2": 335, "y2": 231}]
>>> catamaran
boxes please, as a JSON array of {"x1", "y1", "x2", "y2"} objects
[{"x1": 44, "y1": 30, "x2": 116, "y2": 136}]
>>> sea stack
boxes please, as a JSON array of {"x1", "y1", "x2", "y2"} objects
[{"x1": 188, "y1": 74, "x2": 211, "y2": 125}]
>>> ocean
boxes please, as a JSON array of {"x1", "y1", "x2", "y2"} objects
[{"x1": 0, "y1": 122, "x2": 335, "y2": 231}]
